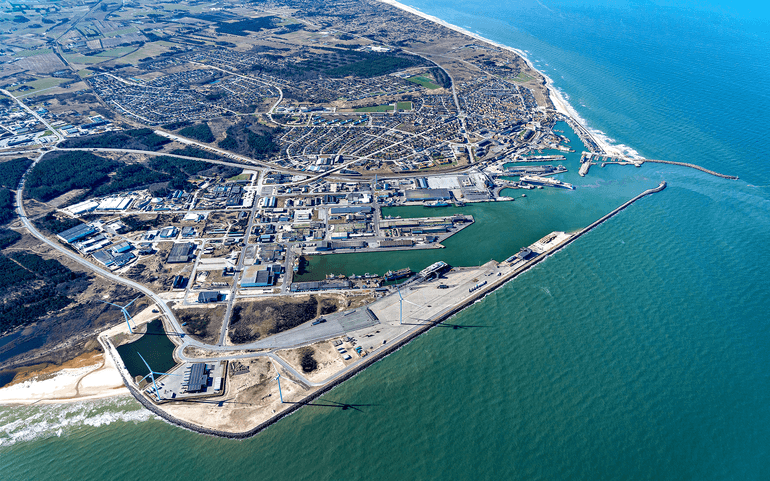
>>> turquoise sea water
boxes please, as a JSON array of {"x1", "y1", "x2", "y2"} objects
[{"x1": 2, "y1": 1, "x2": 769, "y2": 479}]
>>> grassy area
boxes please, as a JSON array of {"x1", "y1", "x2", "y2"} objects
[
  {"x1": 228, "y1": 173, "x2": 252, "y2": 181},
  {"x1": 396, "y1": 101, "x2": 413, "y2": 111},
  {"x1": 407, "y1": 75, "x2": 441, "y2": 90},
  {"x1": 512, "y1": 72, "x2": 534, "y2": 83},
  {"x1": 14, "y1": 48, "x2": 52, "y2": 57},
  {"x1": 95, "y1": 46, "x2": 135, "y2": 57},
  {"x1": 11, "y1": 77, "x2": 67, "y2": 95},
  {"x1": 118, "y1": 41, "x2": 175, "y2": 65},
  {"x1": 354, "y1": 104, "x2": 394, "y2": 112},
  {"x1": 77, "y1": 69, "x2": 92, "y2": 78},
  {"x1": 277, "y1": 17, "x2": 300, "y2": 26},
  {"x1": 64, "y1": 54, "x2": 110, "y2": 65}
]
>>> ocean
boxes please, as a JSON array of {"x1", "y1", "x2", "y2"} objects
[{"x1": 2, "y1": 1, "x2": 769, "y2": 479}]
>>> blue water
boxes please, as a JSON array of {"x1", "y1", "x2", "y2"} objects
[{"x1": 2, "y1": 1, "x2": 769, "y2": 479}]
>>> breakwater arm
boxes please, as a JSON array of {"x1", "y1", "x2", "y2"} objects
[{"x1": 641, "y1": 160, "x2": 738, "y2": 180}]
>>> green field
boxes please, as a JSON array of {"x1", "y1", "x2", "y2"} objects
[
  {"x1": 11, "y1": 77, "x2": 67, "y2": 95},
  {"x1": 228, "y1": 173, "x2": 252, "y2": 181},
  {"x1": 118, "y1": 41, "x2": 175, "y2": 65},
  {"x1": 512, "y1": 72, "x2": 534, "y2": 83},
  {"x1": 407, "y1": 75, "x2": 440, "y2": 90},
  {"x1": 354, "y1": 104, "x2": 395, "y2": 112},
  {"x1": 14, "y1": 48, "x2": 52, "y2": 57},
  {"x1": 95, "y1": 46, "x2": 135, "y2": 57},
  {"x1": 396, "y1": 101, "x2": 413, "y2": 111}
]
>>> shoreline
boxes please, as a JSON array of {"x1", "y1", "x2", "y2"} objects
[
  {"x1": 376, "y1": 0, "x2": 638, "y2": 159},
  {"x1": 0, "y1": 350, "x2": 129, "y2": 406}
]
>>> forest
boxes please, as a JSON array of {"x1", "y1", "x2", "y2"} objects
[
  {"x1": 25, "y1": 151, "x2": 117, "y2": 201},
  {"x1": 0, "y1": 157, "x2": 32, "y2": 189},
  {"x1": 218, "y1": 123, "x2": 280, "y2": 159},
  {"x1": 178, "y1": 123, "x2": 215, "y2": 143},
  {"x1": 0, "y1": 252, "x2": 86, "y2": 335},
  {"x1": 60, "y1": 128, "x2": 171, "y2": 151}
]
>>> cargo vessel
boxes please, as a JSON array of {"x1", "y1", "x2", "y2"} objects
[{"x1": 520, "y1": 174, "x2": 575, "y2": 190}]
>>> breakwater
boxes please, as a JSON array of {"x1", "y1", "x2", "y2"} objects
[{"x1": 642, "y1": 159, "x2": 739, "y2": 179}]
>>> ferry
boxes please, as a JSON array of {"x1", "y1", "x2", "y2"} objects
[{"x1": 520, "y1": 174, "x2": 575, "y2": 190}]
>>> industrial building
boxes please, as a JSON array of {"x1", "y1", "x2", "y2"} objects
[
  {"x1": 240, "y1": 265, "x2": 277, "y2": 288},
  {"x1": 198, "y1": 291, "x2": 221, "y2": 303},
  {"x1": 57, "y1": 223, "x2": 97, "y2": 244},
  {"x1": 167, "y1": 242, "x2": 195, "y2": 263},
  {"x1": 290, "y1": 279, "x2": 352, "y2": 292},
  {"x1": 182, "y1": 363, "x2": 209, "y2": 393},
  {"x1": 404, "y1": 188, "x2": 452, "y2": 202}
]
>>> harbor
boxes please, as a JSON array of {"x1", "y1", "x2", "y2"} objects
[{"x1": 101, "y1": 182, "x2": 667, "y2": 438}]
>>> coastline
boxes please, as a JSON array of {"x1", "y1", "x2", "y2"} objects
[
  {"x1": 0, "y1": 0, "x2": 652, "y2": 409},
  {"x1": 0, "y1": 350, "x2": 128, "y2": 406},
  {"x1": 377, "y1": 0, "x2": 637, "y2": 158}
]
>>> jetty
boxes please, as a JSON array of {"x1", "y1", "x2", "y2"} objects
[{"x1": 579, "y1": 152, "x2": 738, "y2": 179}]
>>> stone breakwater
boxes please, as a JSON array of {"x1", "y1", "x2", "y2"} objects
[{"x1": 642, "y1": 160, "x2": 738, "y2": 179}]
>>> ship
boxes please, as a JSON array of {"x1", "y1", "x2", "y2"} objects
[
  {"x1": 425, "y1": 201, "x2": 450, "y2": 207},
  {"x1": 384, "y1": 267, "x2": 412, "y2": 281},
  {"x1": 520, "y1": 174, "x2": 575, "y2": 190}
]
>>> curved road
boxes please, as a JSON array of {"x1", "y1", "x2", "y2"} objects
[{"x1": 14, "y1": 153, "x2": 324, "y2": 386}]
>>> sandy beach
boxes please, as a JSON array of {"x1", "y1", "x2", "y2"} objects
[
  {"x1": 0, "y1": 350, "x2": 128, "y2": 406},
  {"x1": 377, "y1": 0, "x2": 631, "y2": 158}
]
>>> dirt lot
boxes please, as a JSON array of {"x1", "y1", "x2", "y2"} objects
[
  {"x1": 227, "y1": 294, "x2": 338, "y2": 344},
  {"x1": 277, "y1": 340, "x2": 356, "y2": 383},
  {"x1": 172, "y1": 305, "x2": 226, "y2": 344},
  {"x1": 227, "y1": 292, "x2": 374, "y2": 344},
  {"x1": 160, "y1": 356, "x2": 312, "y2": 432}
]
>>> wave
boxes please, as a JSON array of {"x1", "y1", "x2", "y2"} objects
[{"x1": 0, "y1": 396, "x2": 155, "y2": 447}]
